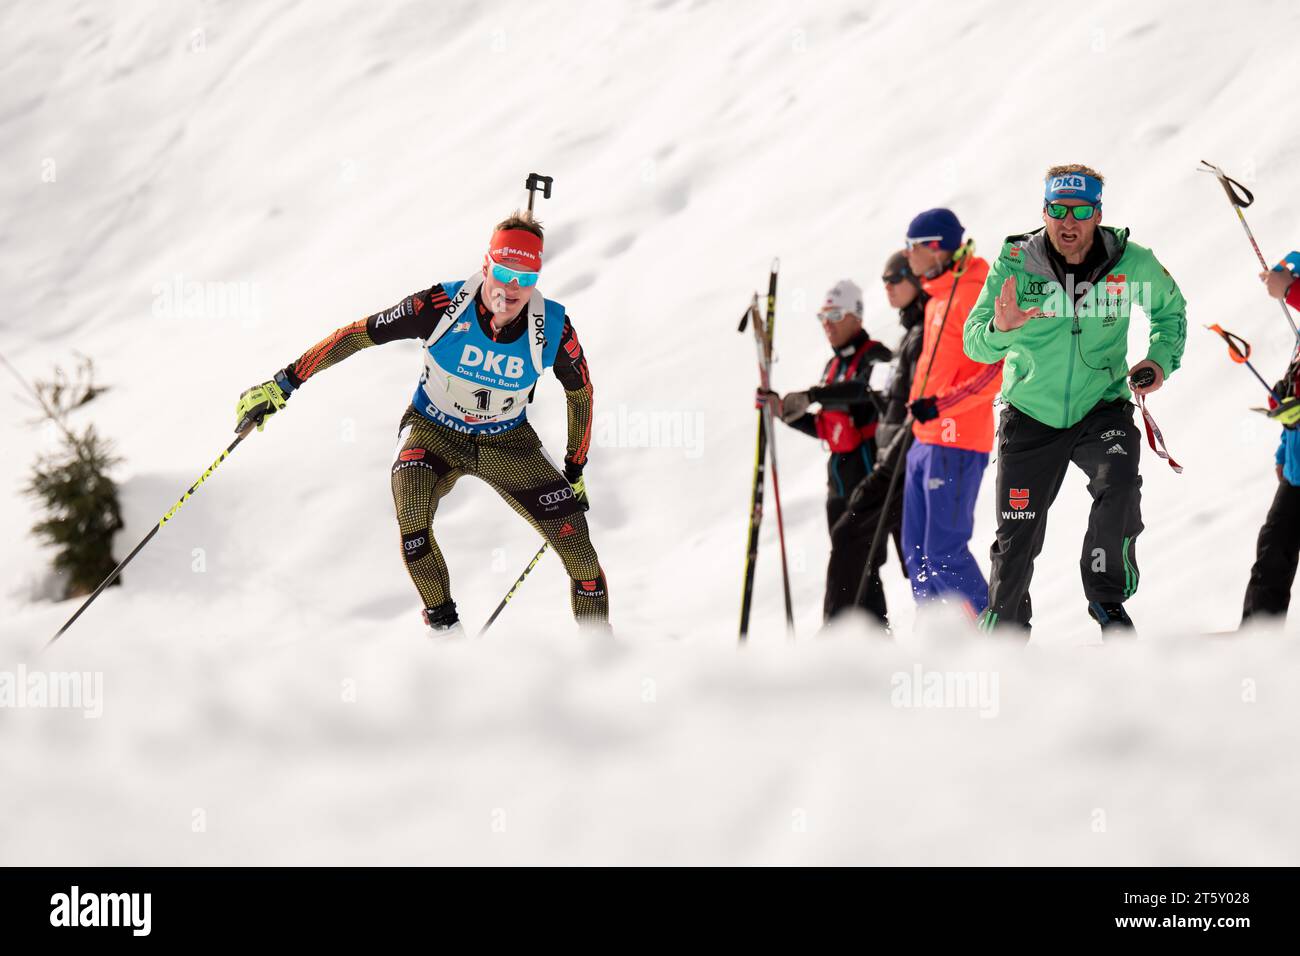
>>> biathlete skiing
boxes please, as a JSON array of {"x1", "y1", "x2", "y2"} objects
[{"x1": 231, "y1": 179, "x2": 608, "y2": 635}]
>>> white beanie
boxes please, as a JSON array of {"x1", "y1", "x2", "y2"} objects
[{"x1": 821, "y1": 279, "x2": 863, "y2": 317}]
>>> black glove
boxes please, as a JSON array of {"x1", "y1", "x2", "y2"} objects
[
  {"x1": 909, "y1": 396, "x2": 939, "y2": 423},
  {"x1": 564, "y1": 460, "x2": 589, "y2": 511}
]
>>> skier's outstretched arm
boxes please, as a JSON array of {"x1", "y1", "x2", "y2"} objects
[
  {"x1": 552, "y1": 316, "x2": 595, "y2": 505},
  {"x1": 233, "y1": 286, "x2": 446, "y2": 432}
]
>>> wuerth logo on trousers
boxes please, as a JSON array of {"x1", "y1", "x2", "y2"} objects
[
  {"x1": 1003, "y1": 488, "x2": 1036, "y2": 521},
  {"x1": 50, "y1": 886, "x2": 151, "y2": 936}
]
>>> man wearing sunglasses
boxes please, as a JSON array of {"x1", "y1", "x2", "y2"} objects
[
  {"x1": 821, "y1": 253, "x2": 931, "y2": 624},
  {"x1": 964, "y1": 164, "x2": 1187, "y2": 635},
  {"x1": 760, "y1": 281, "x2": 893, "y2": 527},
  {"x1": 899, "y1": 209, "x2": 1002, "y2": 620},
  {"x1": 232, "y1": 212, "x2": 607, "y2": 635}
]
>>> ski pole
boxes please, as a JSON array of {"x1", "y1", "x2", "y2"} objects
[
  {"x1": 1206, "y1": 323, "x2": 1282, "y2": 401},
  {"x1": 1199, "y1": 161, "x2": 1300, "y2": 344},
  {"x1": 738, "y1": 262, "x2": 794, "y2": 641},
  {"x1": 478, "y1": 541, "x2": 549, "y2": 637},
  {"x1": 737, "y1": 299, "x2": 768, "y2": 640},
  {"x1": 855, "y1": 245, "x2": 973, "y2": 610},
  {"x1": 47, "y1": 425, "x2": 256, "y2": 647},
  {"x1": 757, "y1": 260, "x2": 794, "y2": 637},
  {"x1": 853, "y1": 427, "x2": 913, "y2": 613}
]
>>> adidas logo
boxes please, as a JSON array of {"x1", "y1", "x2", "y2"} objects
[
  {"x1": 558, "y1": 522, "x2": 576, "y2": 538},
  {"x1": 927, "y1": 477, "x2": 945, "y2": 490},
  {"x1": 1107, "y1": 443, "x2": 1127, "y2": 455}
]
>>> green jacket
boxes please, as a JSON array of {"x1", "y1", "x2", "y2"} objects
[{"x1": 963, "y1": 226, "x2": 1186, "y2": 428}]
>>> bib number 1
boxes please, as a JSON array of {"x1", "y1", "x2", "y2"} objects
[{"x1": 470, "y1": 387, "x2": 515, "y2": 415}]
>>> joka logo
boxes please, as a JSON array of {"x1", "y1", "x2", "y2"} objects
[
  {"x1": 1009, "y1": 488, "x2": 1030, "y2": 510},
  {"x1": 399, "y1": 448, "x2": 425, "y2": 462},
  {"x1": 558, "y1": 522, "x2": 576, "y2": 538},
  {"x1": 1105, "y1": 274, "x2": 1127, "y2": 296},
  {"x1": 460, "y1": 344, "x2": 525, "y2": 378},
  {"x1": 448, "y1": 284, "x2": 470, "y2": 312},
  {"x1": 1049, "y1": 174, "x2": 1086, "y2": 192},
  {"x1": 533, "y1": 309, "x2": 547, "y2": 347},
  {"x1": 453, "y1": 321, "x2": 471, "y2": 333}
]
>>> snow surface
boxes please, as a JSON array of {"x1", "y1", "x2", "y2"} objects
[{"x1": 1, "y1": 0, "x2": 1298, "y2": 864}]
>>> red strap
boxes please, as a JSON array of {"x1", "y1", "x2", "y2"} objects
[
  {"x1": 824, "y1": 344, "x2": 875, "y2": 386},
  {"x1": 1136, "y1": 394, "x2": 1182, "y2": 474}
]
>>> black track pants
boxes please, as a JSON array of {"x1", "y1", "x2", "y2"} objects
[
  {"x1": 390, "y1": 407, "x2": 608, "y2": 623},
  {"x1": 984, "y1": 400, "x2": 1143, "y2": 629},
  {"x1": 824, "y1": 447, "x2": 903, "y2": 624},
  {"x1": 1242, "y1": 479, "x2": 1300, "y2": 621}
]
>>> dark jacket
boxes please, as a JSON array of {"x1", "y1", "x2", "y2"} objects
[{"x1": 874, "y1": 296, "x2": 928, "y2": 465}]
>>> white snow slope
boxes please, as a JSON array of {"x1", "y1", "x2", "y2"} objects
[{"x1": 2, "y1": 0, "x2": 1299, "y2": 864}]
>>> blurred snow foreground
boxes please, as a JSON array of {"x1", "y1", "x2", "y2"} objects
[
  {"x1": 1, "y1": 615, "x2": 1296, "y2": 866},
  {"x1": 3, "y1": 0, "x2": 1300, "y2": 863}
]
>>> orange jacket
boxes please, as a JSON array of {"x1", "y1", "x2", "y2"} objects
[{"x1": 908, "y1": 255, "x2": 1002, "y2": 452}]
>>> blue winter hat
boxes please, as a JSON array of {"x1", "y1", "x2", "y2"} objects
[{"x1": 906, "y1": 208, "x2": 964, "y2": 252}]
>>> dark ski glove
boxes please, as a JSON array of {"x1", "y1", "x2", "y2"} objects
[
  {"x1": 909, "y1": 395, "x2": 939, "y2": 423},
  {"x1": 755, "y1": 388, "x2": 810, "y2": 423},
  {"x1": 778, "y1": 391, "x2": 812, "y2": 422},
  {"x1": 565, "y1": 461, "x2": 590, "y2": 511}
]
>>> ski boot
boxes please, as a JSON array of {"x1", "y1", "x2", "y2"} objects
[
  {"x1": 1087, "y1": 601, "x2": 1134, "y2": 636},
  {"x1": 422, "y1": 601, "x2": 464, "y2": 637}
]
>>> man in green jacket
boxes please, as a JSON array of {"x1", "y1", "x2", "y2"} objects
[{"x1": 963, "y1": 164, "x2": 1187, "y2": 634}]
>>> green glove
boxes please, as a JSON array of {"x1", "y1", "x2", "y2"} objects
[
  {"x1": 569, "y1": 474, "x2": 590, "y2": 511},
  {"x1": 235, "y1": 377, "x2": 290, "y2": 433},
  {"x1": 1269, "y1": 396, "x2": 1300, "y2": 429}
]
